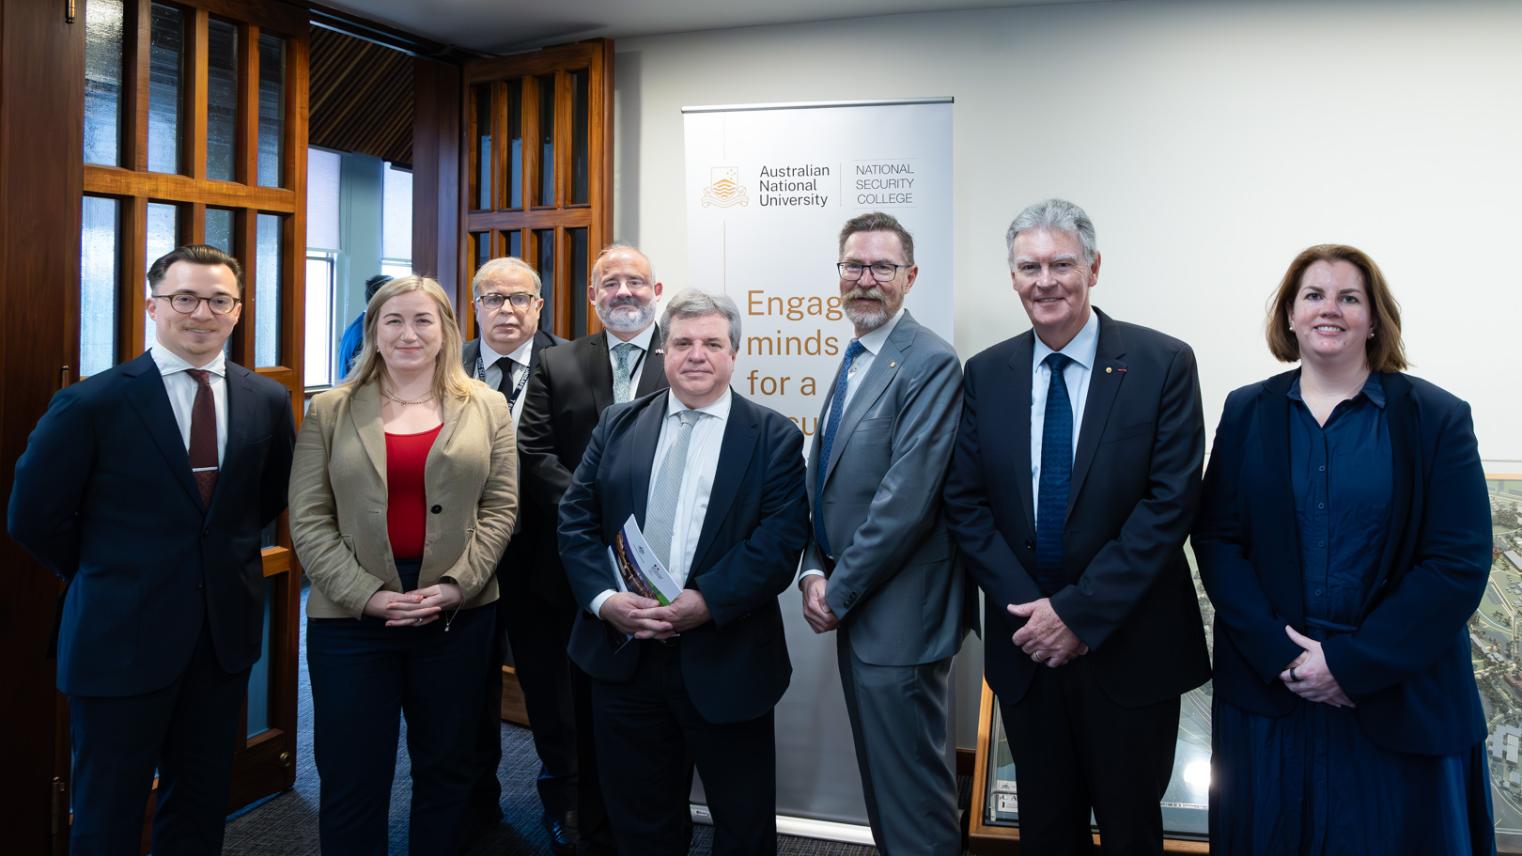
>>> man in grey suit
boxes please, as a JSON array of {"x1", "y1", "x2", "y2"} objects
[{"x1": 800, "y1": 212, "x2": 973, "y2": 855}]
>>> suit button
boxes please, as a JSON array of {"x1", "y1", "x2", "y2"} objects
[
  {"x1": 431, "y1": 505, "x2": 443, "y2": 514},
  {"x1": 1024, "y1": 539, "x2": 1034, "y2": 551}
]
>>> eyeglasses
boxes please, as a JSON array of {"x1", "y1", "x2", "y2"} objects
[
  {"x1": 595, "y1": 277, "x2": 650, "y2": 293},
  {"x1": 152, "y1": 293, "x2": 241, "y2": 315},
  {"x1": 475, "y1": 292, "x2": 538, "y2": 311},
  {"x1": 837, "y1": 262, "x2": 910, "y2": 282}
]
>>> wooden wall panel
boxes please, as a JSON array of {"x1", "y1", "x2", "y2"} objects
[{"x1": 413, "y1": 56, "x2": 460, "y2": 295}]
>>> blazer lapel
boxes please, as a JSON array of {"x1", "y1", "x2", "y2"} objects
[
  {"x1": 1005, "y1": 334, "x2": 1036, "y2": 532},
  {"x1": 1365, "y1": 373, "x2": 1416, "y2": 609},
  {"x1": 626, "y1": 391, "x2": 668, "y2": 526},
  {"x1": 690, "y1": 392, "x2": 756, "y2": 576},
  {"x1": 461, "y1": 339, "x2": 481, "y2": 376},
  {"x1": 349, "y1": 382, "x2": 388, "y2": 487},
  {"x1": 581, "y1": 332, "x2": 615, "y2": 414},
  {"x1": 634, "y1": 324, "x2": 666, "y2": 397},
  {"x1": 1068, "y1": 312, "x2": 1125, "y2": 518},
  {"x1": 429, "y1": 390, "x2": 466, "y2": 469},
  {"x1": 122, "y1": 353, "x2": 201, "y2": 507},
  {"x1": 1256, "y1": 373, "x2": 1304, "y2": 613},
  {"x1": 821, "y1": 331, "x2": 903, "y2": 490},
  {"x1": 210, "y1": 363, "x2": 256, "y2": 511}
]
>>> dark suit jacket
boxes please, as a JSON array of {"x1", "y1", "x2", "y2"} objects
[
  {"x1": 944, "y1": 309, "x2": 1210, "y2": 708},
  {"x1": 557, "y1": 390, "x2": 809, "y2": 724},
  {"x1": 464, "y1": 329, "x2": 568, "y2": 602},
  {"x1": 1194, "y1": 370, "x2": 1490, "y2": 755},
  {"x1": 517, "y1": 327, "x2": 667, "y2": 603},
  {"x1": 7, "y1": 351, "x2": 295, "y2": 697}
]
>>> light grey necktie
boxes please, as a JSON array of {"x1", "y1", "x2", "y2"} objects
[
  {"x1": 644, "y1": 410, "x2": 700, "y2": 568},
  {"x1": 612, "y1": 342, "x2": 639, "y2": 403}
]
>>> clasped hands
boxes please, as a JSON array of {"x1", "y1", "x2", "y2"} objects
[
  {"x1": 800, "y1": 575, "x2": 839, "y2": 634},
  {"x1": 600, "y1": 590, "x2": 711, "y2": 639},
  {"x1": 364, "y1": 582, "x2": 462, "y2": 628},
  {"x1": 1278, "y1": 625, "x2": 1355, "y2": 708},
  {"x1": 1009, "y1": 598, "x2": 1088, "y2": 668}
]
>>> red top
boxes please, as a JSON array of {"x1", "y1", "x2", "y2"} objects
[{"x1": 385, "y1": 424, "x2": 443, "y2": 560}]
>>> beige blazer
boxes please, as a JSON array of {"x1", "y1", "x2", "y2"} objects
[{"x1": 289, "y1": 380, "x2": 518, "y2": 619}]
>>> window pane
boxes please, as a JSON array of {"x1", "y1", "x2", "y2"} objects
[
  {"x1": 80, "y1": 197, "x2": 120, "y2": 376},
  {"x1": 255, "y1": 214, "x2": 282, "y2": 367},
  {"x1": 471, "y1": 232, "x2": 488, "y2": 274},
  {"x1": 145, "y1": 202, "x2": 181, "y2": 350},
  {"x1": 245, "y1": 576, "x2": 275, "y2": 737},
  {"x1": 304, "y1": 255, "x2": 333, "y2": 387},
  {"x1": 382, "y1": 164, "x2": 412, "y2": 261},
  {"x1": 506, "y1": 229, "x2": 521, "y2": 260},
  {"x1": 147, "y1": 4, "x2": 184, "y2": 174},
  {"x1": 257, "y1": 35, "x2": 285, "y2": 187},
  {"x1": 570, "y1": 227, "x2": 588, "y2": 336},
  {"x1": 535, "y1": 229, "x2": 555, "y2": 331},
  {"x1": 380, "y1": 260, "x2": 412, "y2": 282},
  {"x1": 84, "y1": 0, "x2": 124, "y2": 166},
  {"x1": 571, "y1": 69, "x2": 590, "y2": 205},
  {"x1": 506, "y1": 79, "x2": 522, "y2": 209},
  {"x1": 206, "y1": 19, "x2": 238, "y2": 182},
  {"x1": 537, "y1": 75, "x2": 555, "y2": 205},
  {"x1": 205, "y1": 207, "x2": 234, "y2": 254},
  {"x1": 472, "y1": 85, "x2": 491, "y2": 210},
  {"x1": 307, "y1": 148, "x2": 340, "y2": 250}
]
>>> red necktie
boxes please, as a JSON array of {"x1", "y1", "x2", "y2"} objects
[{"x1": 185, "y1": 369, "x2": 219, "y2": 507}]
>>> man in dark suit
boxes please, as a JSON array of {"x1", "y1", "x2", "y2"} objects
[
  {"x1": 800, "y1": 212, "x2": 972, "y2": 854},
  {"x1": 517, "y1": 242, "x2": 668, "y2": 854},
  {"x1": 7, "y1": 244, "x2": 295, "y2": 856},
  {"x1": 558, "y1": 289, "x2": 809, "y2": 856},
  {"x1": 460, "y1": 256, "x2": 573, "y2": 850},
  {"x1": 943, "y1": 199, "x2": 1210, "y2": 854}
]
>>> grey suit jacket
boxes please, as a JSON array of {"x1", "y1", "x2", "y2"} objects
[{"x1": 804, "y1": 310, "x2": 974, "y2": 666}]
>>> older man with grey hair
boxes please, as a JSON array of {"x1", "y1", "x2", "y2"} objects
[
  {"x1": 944, "y1": 199, "x2": 1210, "y2": 854},
  {"x1": 558, "y1": 288, "x2": 809, "y2": 855}
]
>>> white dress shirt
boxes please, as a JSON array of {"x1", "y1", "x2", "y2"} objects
[
  {"x1": 799, "y1": 307, "x2": 906, "y2": 583},
  {"x1": 590, "y1": 388, "x2": 732, "y2": 617},
  {"x1": 605, "y1": 323, "x2": 657, "y2": 395},
  {"x1": 478, "y1": 336, "x2": 535, "y2": 427},
  {"x1": 150, "y1": 343, "x2": 229, "y2": 465},
  {"x1": 1030, "y1": 310, "x2": 1100, "y2": 522}
]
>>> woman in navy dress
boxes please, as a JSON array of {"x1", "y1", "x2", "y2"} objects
[{"x1": 1195, "y1": 244, "x2": 1495, "y2": 854}]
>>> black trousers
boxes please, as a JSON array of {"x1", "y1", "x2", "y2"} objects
[
  {"x1": 999, "y1": 656, "x2": 1180, "y2": 856},
  {"x1": 69, "y1": 620, "x2": 249, "y2": 856},
  {"x1": 307, "y1": 601, "x2": 493, "y2": 856},
  {"x1": 591, "y1": 642, "x2": 776, "y2": 856}
]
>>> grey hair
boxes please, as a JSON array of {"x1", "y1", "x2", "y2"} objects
[
  {"x1": 472, "y1": 256, "x2": 542, "y2": 296},
  {"x1": 659, "y1": 289, "x2": 742, "y2": 352},
  {"x1": 1005, "y1": 198, "x2": 1099, "y2": 266},
  {"x1": 590, "y1": 242, "x2": 654, "y2": 284}
]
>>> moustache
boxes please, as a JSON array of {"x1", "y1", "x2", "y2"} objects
[{"x1": 844, "y1": 288, "x2": 883, "y2": 302}]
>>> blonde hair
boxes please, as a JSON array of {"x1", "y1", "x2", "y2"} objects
[{"x1": 346, "y1": 275, "x2": 477, "y2": 400}]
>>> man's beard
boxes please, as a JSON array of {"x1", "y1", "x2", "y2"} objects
[
  {"x1": 596, "y1": 297, "x2": 656, "y2": 334},
  {"x1": 842, "y1": 288, "x2": 890, "y2": 333}
]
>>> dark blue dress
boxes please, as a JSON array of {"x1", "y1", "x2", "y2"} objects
[{"x1": 1210, "y1": 374, "x2": 1495, "y2": 855}]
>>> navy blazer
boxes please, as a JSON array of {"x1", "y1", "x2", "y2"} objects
[
  {"x1": 557, "y1": 389, "x2": 809, "y2": 725},
  {"x1": 944, "y1": 309, "x2": 1211, "y2": 708},
  {"x1": 1194, "y1": 370, "x2": 1490, "y2": 755},
  {"x1": 8, "y1": 351, "x2": 295, "y2": 697}
]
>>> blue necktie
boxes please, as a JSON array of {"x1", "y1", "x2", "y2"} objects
[
  {"x1": 1035, "y1": 353, "x2": 1073, "y2": 591},
  {"x1": 813, "y1": 339, "x2": 866, "y2": 559}
]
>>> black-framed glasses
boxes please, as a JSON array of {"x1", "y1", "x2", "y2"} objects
[
  {"x1": 475, "y1": 292, "x2": 539, "y2": 311},
  {"x1": 837, "y1": 261, "x2": 910, "y2": 282},
  {"x1": 152, "y1": 293, "x2": 242, "y2": 315}
]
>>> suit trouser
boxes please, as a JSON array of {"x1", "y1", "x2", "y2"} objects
[
  {"x1": 591, "y1": 641, "x2": 775, "y2": 856},
  {"x1": 836, "y1": 637, "x2": 961, "y2": 856},
  {"x1": 999, "y1": 656, "x2": 1180, "y2": 856},
  {"x1": 68, "y1": 619, "x2": 249, "y2": 856},
  {"x1": 307, "y1": 603, "x2": 493, "y2": 856}
]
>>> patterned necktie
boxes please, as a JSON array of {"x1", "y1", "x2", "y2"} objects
[
  {"x1": 644, "y1": 410, "x2": 700, "y2": 569},
  {"x1": 813, "y1": 339, "x2": 866, "y2": 559},
  {"x1": 1035, "y1": 353, "x2": 1073, "y2": 590},
  {"x1": 611, "y1": 342, "x2": 638, "y2": 403},
  {"x1": 184, "y1": 369, "x2": 219, "y2": 507}
]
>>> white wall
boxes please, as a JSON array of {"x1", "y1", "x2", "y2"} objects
[{"x1": 613, "y1": 0, "x2": 1522, "y2": 745}]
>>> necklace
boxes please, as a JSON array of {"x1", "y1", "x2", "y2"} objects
[{"x1": 381, "y1": 388, "x2": 436, "y2": 407}]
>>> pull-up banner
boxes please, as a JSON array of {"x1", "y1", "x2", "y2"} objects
[{"x1": 683, "y1": 98, "x2": 954, "y2": 834}]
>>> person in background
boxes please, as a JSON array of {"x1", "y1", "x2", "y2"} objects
[
  {"x1": 336, "y1": 273, "x2": 394, "y2": 380},
  {"x1": 288, "y1": 275, "x2": 518, "y2": 856},
  {"x1": 1195, "y1": 244, "x2": 1495, "y2": 854}
]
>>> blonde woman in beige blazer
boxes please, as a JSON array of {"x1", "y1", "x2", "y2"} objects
[{"x1": 289, "y1": 275, "x2": 517, "y2": 856}]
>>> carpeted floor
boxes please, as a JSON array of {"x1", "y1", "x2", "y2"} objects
[{"x1": 221, "y1": 593, "x2": 883, "y2": 855}]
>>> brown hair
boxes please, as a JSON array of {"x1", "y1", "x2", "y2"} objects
[
  {"x1": 147, "y1": 244, "x2": 244, "y2": 292},
  {"x1": 1265, "y1": 244, "x2": 1407, "y2": 372},
  {"x1": 345, "y1": 275, "x2": 478, "y2": 401}
]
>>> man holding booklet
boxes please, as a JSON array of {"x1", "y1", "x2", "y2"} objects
[{"x1": 558, "y1": 289, "x2": 809, "y2": 856}]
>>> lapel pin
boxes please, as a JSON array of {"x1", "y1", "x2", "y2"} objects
[
  {"x1": 1105, "y1": 367, "x2": 1113, "y2": 374},
  {"x1": 889, "y1": 361, "x2": 897, "y2": 368}
]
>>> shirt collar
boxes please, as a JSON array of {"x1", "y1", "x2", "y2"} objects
[
  {"x1": 855, "y1": 307, "x2": 906, "y2": 356},
  {"x1": 151, "y1": 343, "x2": 227, "y2": 378},
  {"x1": 480, "y1": 335, "x2": 533, "y2": 368},
  {"x1": 666, "y1": 386, "x2": 733, "y2": 422},
  {"x1": 1287, "y1": 370, "x2": 1387, "y2": 409},
  {"x1": 1032, "y1": 309, "x2": 1099, "y2": 372},
  {"x1": 607, "y1": 323, "x2": 656, "y2": 355}
]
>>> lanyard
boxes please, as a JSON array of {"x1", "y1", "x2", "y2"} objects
[{"x1": 475, "y1": 351, "x2": 527, "y2": 412}]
